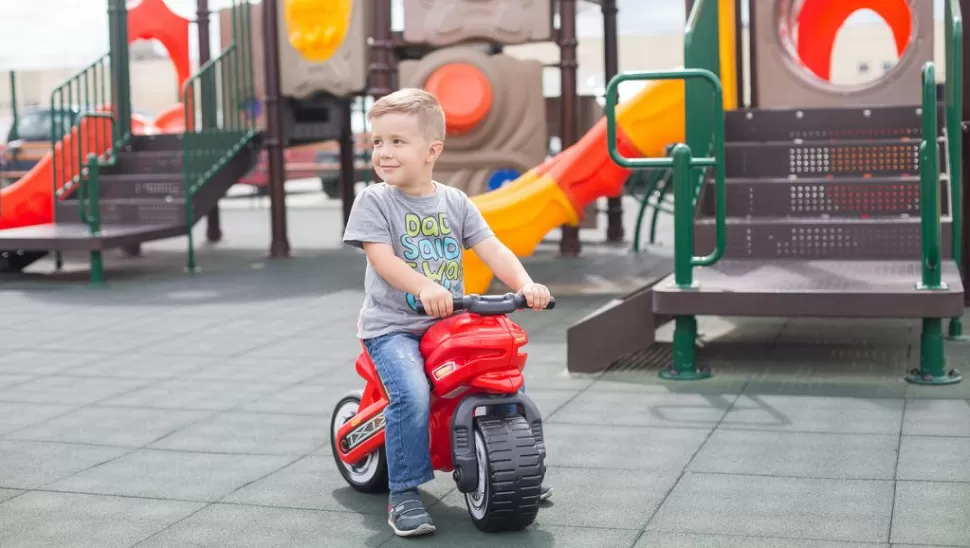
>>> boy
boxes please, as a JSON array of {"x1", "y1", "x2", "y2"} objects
[{"x1": 342, "y1": 88, "x2": 554, "y2": 537}]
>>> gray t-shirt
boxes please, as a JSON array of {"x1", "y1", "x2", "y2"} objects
[{"x1": 342, "y1": 182, "x2": 495, "y2": 339}]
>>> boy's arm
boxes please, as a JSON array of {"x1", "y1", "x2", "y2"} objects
[
  {"x1": 473, "y1": 236, "x2": 551, "y2": 310},
  {"x1": 363, "y1": 244, "x2": 454, "y2": 317},
  {"x1": 471, "y1": 236, "x2": 533, "y2": 292},
  {"x1": 362, "y1": 243, "x2": 436, "y2": 296},
  {"x1": 461, "y1": 193, "x2": 551, "y2": 310}
]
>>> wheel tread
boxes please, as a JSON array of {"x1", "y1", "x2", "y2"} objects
[{"x1": 466, "y1": 414, "x2": 546, "y2": 532}]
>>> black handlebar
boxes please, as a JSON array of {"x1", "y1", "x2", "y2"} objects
[{"x1": 415, "y1": 293, "x2": 556, "y2": 316}]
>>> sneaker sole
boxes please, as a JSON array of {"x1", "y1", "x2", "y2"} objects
[
  {"x1": 540, "y1": 487, "x2": 553, "y2": 501},
  {"x1": 388, "y1": 518, "x2": 436, "y2": 537}
]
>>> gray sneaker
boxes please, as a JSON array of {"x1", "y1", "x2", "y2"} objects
[{"x1": 388, "y1": 499, "x2": 436, "y2": 537}]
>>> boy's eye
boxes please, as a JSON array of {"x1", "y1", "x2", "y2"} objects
[{"x1": 393, "y1": 139, "x2": 403, "y2": 144}]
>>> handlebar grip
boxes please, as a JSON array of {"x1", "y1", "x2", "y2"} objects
[
  {"x1": 414, "y1": 296, "x2": 466, "y2": 316},
  {"x1": 414, "y1": 294, "x2": 555, "y2": 316}
]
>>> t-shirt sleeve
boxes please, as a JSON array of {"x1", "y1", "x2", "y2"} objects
[
  {"x1": 461, "y1": 193, "x2": 495, "y2": 249},
  {"x1": 342, "y1": 188, "x2": 393, "y2": 249}
]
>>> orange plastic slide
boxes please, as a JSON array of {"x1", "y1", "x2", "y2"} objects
[
  {"x1": 461, "y1": 0, "x2": 738, "y2": 294},
  {"x1": 461, "y1": 79, "x2": 688, "y2": 293},
  {"x1": 0, "y1": 105, "x2": 183, "y2": 230},
  {"x1": 0, "y1": 116, "x2": 117, "y2": 229}
]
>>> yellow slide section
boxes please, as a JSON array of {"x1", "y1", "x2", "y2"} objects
[
  {"x1": 462, "y1": 0, "x2": 738, "y2": 294},
  {"x1": 285, "y1": 0, "x2": 352, "y2": 62}
]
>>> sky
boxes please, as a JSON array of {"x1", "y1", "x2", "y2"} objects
[{"x1": 0, "y1": 0, "x2": 950, "y2": 72}]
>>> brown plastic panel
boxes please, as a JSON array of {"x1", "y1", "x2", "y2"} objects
[
  {"x1": 401, "y1": 0, "x2": 552, "y2": 46},
  {"x1": 651, "y1": 259, "x2": 965, "y2": 319},
  {"x1": 397, "y1": 47, "x2": 547, "y2": 195},
  {"x1": 753, "y1": 0, "x2": 933, "y2": 108}
]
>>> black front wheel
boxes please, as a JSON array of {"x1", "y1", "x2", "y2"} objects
[{"x1": 464, "y1": 414, "x2": 545, "y2": 532}]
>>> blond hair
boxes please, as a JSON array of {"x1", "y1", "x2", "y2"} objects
[{"x1": 367, "y1": 88, "x2": 447, "y2": 142}]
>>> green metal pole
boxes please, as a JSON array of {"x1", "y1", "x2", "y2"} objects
[
  {"x1": 909, "y1": 62, "x2": 961, "y2": 385},
  {"x1": 119, "y1": 0, "x2": 131, "y2": 139},
  {"x1": 659, "y1": 143, "x2": 710, "y2": 381},
  {"x1": 946, "y1": 0, "x2": 965, "y2": 340},
  {"x1": 86, "y1": 154, "x2": 105, "y2": 286},
  {"x1": 671, "y1": 144, "x2": 696, "y2": 289},
  {"x1": 8, "y1": 71, "x2": 18, "y2": 140},
  {"x1": 917, "y1": 64, "x2": 945, "y2": 291}
]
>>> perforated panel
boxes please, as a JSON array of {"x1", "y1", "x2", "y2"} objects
[
  {"x1": 726, "y1": 140, "x2": 936, "y2": 178},
  {"x1": 57, "y1": 201, "x2": 186, "y2": 226},
  {"x1": 701, "y1": 178, "x2": 942, "y2": 217},
  {"x1": 787, "y1": 127, "x2": 921, "y2": 141},
  {"x1": 694, "y1": 220, "x2": 954, "y2": 260},
  {"x1": 789, "y1": 143, "x2": 919, "y2": 176}
]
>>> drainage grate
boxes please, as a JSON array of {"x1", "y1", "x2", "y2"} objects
[{"x1": 604, "y1": 345, "x2": 673, "y2": 372}]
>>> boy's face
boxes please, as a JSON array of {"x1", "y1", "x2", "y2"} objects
[{"x1": 370, "y1": 112, "x2": 443, "y2": 190}]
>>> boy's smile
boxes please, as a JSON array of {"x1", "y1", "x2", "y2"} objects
[{"x1": 370, "y1": 112, "x2": 443, "y2": 194}]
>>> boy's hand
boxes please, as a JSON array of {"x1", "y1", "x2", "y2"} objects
[
  {"x1": 518, "y1": 282, "x2": 552, "y2": 311},
  {"x1": 418, "y1": 283, "x2": 454, "y2": 318}
]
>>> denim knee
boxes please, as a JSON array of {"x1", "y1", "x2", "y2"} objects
[{"x1": 363, "y1": 332, "x2": 435, "y2": 491}]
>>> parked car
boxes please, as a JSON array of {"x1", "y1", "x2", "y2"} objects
[{"x1": 1, "y1": 106, "x2": 82, "y2": 184}]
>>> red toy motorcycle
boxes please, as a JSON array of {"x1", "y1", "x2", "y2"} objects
[{"x1": 330, "y1": 293, "x2": 554, "y2": 532}]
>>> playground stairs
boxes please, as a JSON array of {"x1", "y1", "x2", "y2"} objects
[
  {"x1": 0, "y1": 0, "x2": 258, "y2": 280},
  {"x1": 0, "y1": 133, "x2": 262, "y2": 275},
  {"x1": 567, "y1": 103, "x2": 965, "y2": 374}
]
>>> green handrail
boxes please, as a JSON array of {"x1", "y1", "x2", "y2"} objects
[
  {"x1": 49, "y1": 53, "x2": 120, "y2": 204},
  {"x1": 630, "y1": 167, "x2": 673, "y2": 252},
  {"x1": 73, "y1": 112, "x2": 117, "y2": 232},
  {"x1": 605, "y1": 68, "x2": 726, "y2": 288},
  {"x1": 919, "y1": 62, "x2": 945, "y2": 291},
  {"x1": 945, "y1": 0, "x2": 964, "y2": 338},
  {"x1": 182, "y1": 0, "x2": 258, "y2": 272}
]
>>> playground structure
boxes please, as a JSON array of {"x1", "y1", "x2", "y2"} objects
[
  {"x1": 568, "y1": 0, "x2": 967, "y2": 385},
  {"x1": 0, "y1": 0, "x2": 967, "y2": 385},
  {"x1": 0, "y1": 0, "x2": 624, "y2": 277}
]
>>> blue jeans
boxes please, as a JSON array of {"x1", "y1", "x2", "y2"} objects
[{"x1": 363, "y1": 331, "x2": 526, "y2": 493}]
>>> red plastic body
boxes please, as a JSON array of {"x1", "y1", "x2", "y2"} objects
[{"x1": 335, "y1": 312, "x2": 529, "y2": 472}]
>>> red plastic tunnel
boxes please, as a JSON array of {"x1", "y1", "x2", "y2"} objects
[{"x1": 796, "y1": 0, "x2": 912, "y2": 82}]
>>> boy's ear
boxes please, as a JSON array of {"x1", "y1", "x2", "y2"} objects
[{"x1": 427, "y1": 140, "x2": 444, "y2": 163}]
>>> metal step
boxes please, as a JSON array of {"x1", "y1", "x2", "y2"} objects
[
  {"x1": 724, "y1": 104, "x2": 938, "y2": 143},
  {"x1": 55, "y1": 198, "x2": 186, "y2": 226},
  {"x1": 725, "y1": 138, "x2": 933, "y2": 179},
  {"x1": 0, "y1": 223, "x2": 185, "y2": 251},
  {"x1": 566, "y1": 280, "x2": 671, "y2": 374},
  {"x1": 652, "y1": 259, "x2": 964, "y2": 319},
  {"x1": 103, "y1": 150, "x2": 184, "y2": 175},
  {"x1": 693, "y1": 217, "x2": 954, "y2": 260},
  {"x1": 93, "y1": 173, "x2": 185, "y2": 200},
  {"x1": 131, "y1": 133, "x2": 184, "y2": 151},
  {"x1": 697, "y1": 175, "x2": 948, "y2": 218}
]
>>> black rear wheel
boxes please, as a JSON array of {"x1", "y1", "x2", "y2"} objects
[{"x1": 464, "y1": 414, "x2": 545, "y2": 532}]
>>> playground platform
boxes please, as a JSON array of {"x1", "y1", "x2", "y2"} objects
[{"x1": 1, "y1": 202, "x2": 969, "y2": 548}]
